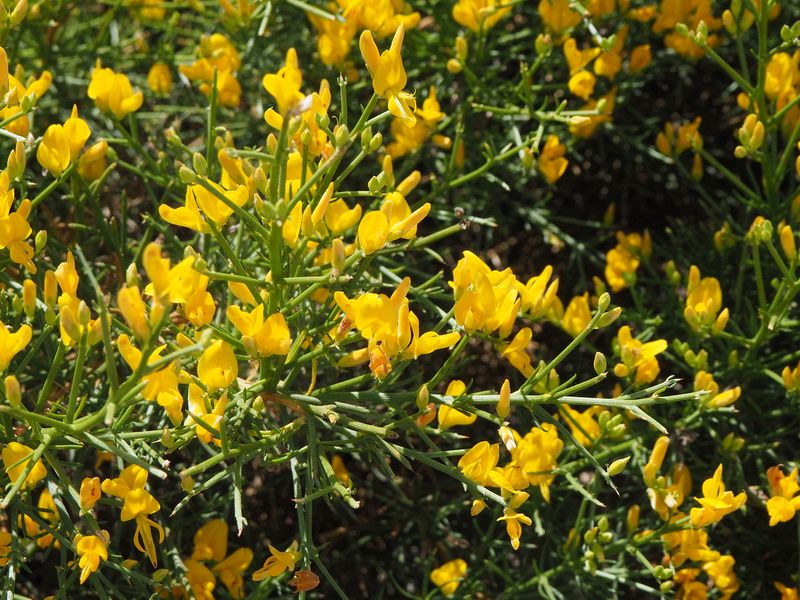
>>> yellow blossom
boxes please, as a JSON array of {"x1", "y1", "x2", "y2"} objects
[
  {"x1": 512, "y1": 423, "x2": 563, "y2": 501},
  {"x1": 80, "y1": 477, "x2": 101, "y2": 512},
  {"x1": 102, "y1": 465, "x2": 164, "y2": 567},
  {"x1": 562, "y1": 293, "x2": 591, "y2": 337},
  {"x1": 87, "y1": 64, "x2": 143, "y2": 119},
  {"x1": 538, "y1": 0, "x2": 581, "y2": 35},
  {"x1": 453, "y1": 0, "x2": 512, "y2": 32},
  {"x1": 689, "y1": 464, "x2": 746, "y2": 528},
  {"x1": 684, "y1": 265, "x2": 729, "y2": 334},
  {"x1": 430, "y1": 559, "x2": 467, "y2": 596},
  {"x1": 147, "y1": 63, "x2": 173, "y2": 95},
  {"x1": 538, "y1": 135, "x2": 569, "y2": 183},
  {"x1": 0, "y1": 320, "x2": 31, "y2": 371},
  {"x1": 198, "y1": 340, "x2": 238, "y2": 391},
  {"x1": 262, "y1": 48, "x2": 304, "y2": 115},
  {"x1": 227, "y1": 305, "x2": 293, "y2": 357},
  {"x1": 252, "y1": 542, "x2": 302, "y2": 580},
  {"x1": 360, "y1": 26, "x2": 417, "y2": 126},
  {"x1": 612, "y1": 325, "x2": 667, "y2": 385},
  {"x1": 766, "y1": 466, "x2": 800, "y2": 526},
  {"x1": 2, "y1": 441, "x2": 46, "y2": 489},
  {"x1": 75, "y1": 531, "x2": 109, "y2": 584},
  {"x1": 458, "y1": 441, "x2": 500, "y2": 486},
  {"x1": 438, "y1": 380, "x2": 477, "y2": 430},
  {"x1": 498, "y1": 507, "x2": 532, "y2": 550}
]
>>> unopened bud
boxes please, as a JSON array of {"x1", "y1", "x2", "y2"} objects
[
  {"x1": 4, "y1": 375, "x2": 21, "y2": 407},
  {"x1": 497, "y1": 378, "x2": 511, "y2": 420},
  {"x1": 179, "y1": 165, "x2": 197, "y2": 184},
  {"x1": 10, "y1": 0, "x2": 28, "y2": 26},
  {"x1": 334, "y1": 124, "x2": 350, "y2": 147},
  {"x1": 607, "y1": 456, "x2": 630, "y2": 476},
  {"x1": 593, "y1": 352, "x2": 606, "y2": 374},
  {"x1": 78, "y1": 300, "x2": 91, "y2": 327},
  {"x1": 596, "y1": 306, "x2": 622, "y2": 328},
  {"x1": 192, "y1": 152, "x2": 207, "y2": 177},
  {"x1": 35, "y1": 230, "x2": 47, "y2": 254},
  {"x1": 22, "y1": 279, "x2": 35, "y2": 318},
  {"x1": 44, "y1": 270, "x2": 57, "y2": 310},
  {"x1": 416, "y1": 384, "x2": 429, "y2": 411},
  {"x1": 331, "y1": 238, "x2": 346, "y2": 275}
]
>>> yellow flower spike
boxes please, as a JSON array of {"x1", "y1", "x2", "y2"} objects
[
  {"x1": 496, "y1": 378, "x2": 511, "y2": 420},
  {"x1": 192, "y1": 518, "x2": 228, "y2": 562},
  {"x1": 198, "y1": 340, "x2": 238, "y2": 390},
  {"x1": 75, "y1": 531, "x2": 109, "y2": 584},
  {"x1": 689, "y1": 464, "x2": 746, "y2": 528},
  {"x1": 80, "y1": 477, "x2": 101, "y2": 512},
  {"x1": 87, "y1": 64, "x2": 143, "y2": 119},
  {"x1": 146, "y1": 63, "x2": 172, "y2": 95},
  {"x1": 498, "y1": 507, "x2": 532, "y2": 550},
  {"x1": 36, "y1": 124, "x2": 71, "y2": 176},
  {"x1": 262, "y1": 48, "x2": 305, "y2": 115},
  {"x1": 0, "y1": 320, "x2": 32, "y2": 371},
  {"x1": 252, "y1": 542, "x2": 302, "y2": 580},
  {"x1": 430, "y1": 559, "x2": 467, "y2": 597},
  {"x1": 360, "y1": 26, "x2": 417, "y2": 127}
]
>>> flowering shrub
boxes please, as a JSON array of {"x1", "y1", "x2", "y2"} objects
[{"x1": 0, "y1": 0, "x2": 798, "y2": 597}]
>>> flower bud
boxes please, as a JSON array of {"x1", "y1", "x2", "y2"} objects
[
  {"x1": 780, "y1": 224, "x2": 797, "y2": 261},
  {"x1": 496, "y1": 378, "x2": 510, "y2": 420},
  {"x1": 596, "y1": 306, "x2": 622, "y2": 328},
  {"x1": 331, "y1": 238, "x2": 346, "y2": 275},
  {"x1": 179, "y1": 165, "x2": 197, "y2": 184},
  {"x1": 4, "y1": 375, "x2": 21, "y2": 408},
  {"x1": 22, "y1": 279, "x2": 36, "y2": 318},
  {"x1": 607, "y1": 456, "x2": 630, "y2": 476},
  {"x1": 44, "y1": 270, "x2": 57, "y2": 310},
  {"x1": 593, "y1": 352, "x2": 606, "y2": 375},
  {"x1": 446, "y1": 58, "x2": 462, "y2": 74},
  {"x1": 416, "y1": 384, "x2": 429, "y2": 411},
  {"x1": 35, "y1": 230, "x2": 47, "y2": 254}
]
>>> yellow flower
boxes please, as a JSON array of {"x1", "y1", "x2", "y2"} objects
[
  {"x1": 500, "y1": 327, "x2": 534, "y2": 377},
  {"x1": 360, "y1": 26, "x2": 417, "y2": 126},
  {"x1": 325, "y1": 198, "x2": 362, "y2": 234},
  {"x1": 684, "y1": 265, "x2": 729, "y2": 334},
  {"x1": 147, "y1": 63, "x2": 173, "y2": 95},
  {"x1": 452, "y1": 0, "x2": 512, "y2": 32},
  {"x1": 498, "y1": 507, "x2": 532, "y2": 550},
  {"x1": 64, "y1": 105, "x2": 91, "y2": 160},
  {"x1": 179, "y1": 34, "x2": 242, "y2": 107},
  {"x1": 185, "y1": 559, "x2": 216, "y2": 600},
  {"x1": 605, "y1": 230, "x2": 650, "y2": 292},
  {"x1": 307, "y1": 10, "x2": 357, "y2": 67},
  {"x1": 36, "y1": 124, "x2": 71, "y2": 176},
  {"x1": 75, "y1": 531, "x2": 109, "y2": 584},
  {"x1": 0, "y1": 530, "x2": 10, "y2": 567},
  {"x1": 80, "y1": 476, "x2": 101, "y2": 512},
  {"x1": 87, "y1": 64, "x2": 143, "y2": 119},
  {"x1": 538, "y1": 135, "x2": 569, "y2": 184},
  {"x1": 560, "y1": 405, "x2": 602, "y2": 447},
  {"x1": 198, "y1": 340, "x2": 238, "y2": 391},
  {"x1": 2, "y1": 442, "x2": 46, "y2": 490},
  {"x1": 538, "y1": 0, "x2": 581, "y2": 35},
  {"x1": 159, "y1": 181, "x2": 250, "y2": 233},
  {"x1": 629, "y1": 44, "x2": 652, "y2": 72},
  {"x1": 191, "y1": 519, "x2": 253, "y2": 599},
  {"x1": 766, "y1": 466, "x2": 800, "y2": 526},
  {"x1": 20, "y1": 488, "x2": 60, "y2": 549},
  {"x1": 458, "y1": 441, "x2": 500, "y2": 486},
  {"x1": 357, "y1": 210, "x2": 389, "y2": 254},
  {"x1": 102, "y1": 465, "x2": 164, "y2": 567},
  {"x1": 227, "y1": 305, "x2": 293, "y2": 357},
  {"x1": 430, "y1": 558, "x2": 467, "y2": 596},
  {"x1": 450, "y1": 251, "x2": 520, "y2": 338},
  {"x1": 693, "y1": 371, "x2": 740, "y2": 409},
  {"x1": 612, "y1": 325, "x2": 667, "y2": 385},
  {"x1": 656, "y1": 117, "x2": 702, "y2": 157},
  {"x1": 775, "y1": 582, "x2": 800, "y2": 600},
  {"x1": 438, "y1": 380, "x2": 477, "y2": 430},
  {"x1": 689, "y1": 464, "x2": 746, "y2": 528},
  {"x1": 117, "y1": 285, "x2": 150, "y2": 341},
  {"x1": 78, "y1": 140, "x2": 109, "y2": 181},
  {"x1": 262, "y1": 48, "x2": 304, "y2": 115},
  {"x1": 117, "y1": 334, "x2": 186, "y2": 425},
  {"x1": 0, "y1": 320, "x2": 31, "y2": 371},
  {"x1": 562, "y1": 293, "x2": 590, "y2": 337},
  {"x1": 252, "y1": 542, "x2": 302, "y2": 580},
  {"x1": 512, "y1": 423, "x2": 563, "y2": 501},
  {"x1": 662, "y1": 517, "x2": 719, "y2": 566},
  {"x1": 703, "y1": 555, "x2": 739, "y2": 599},
  {"x1": 187, "y1": 384, "x2": 227, "y2": 445}
]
